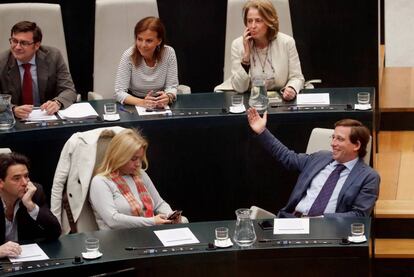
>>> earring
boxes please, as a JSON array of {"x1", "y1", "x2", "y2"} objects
[{"x1": 157, "y1": 45, "x2": 160, "y2": 51}]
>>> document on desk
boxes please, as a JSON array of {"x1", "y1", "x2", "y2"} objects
[
  {"x1": 273, "y1": 218, "x2": 310, "y2": 235},
  {"x1": 297, "y1": 93, "x2": 330, "y2": 105},
  {"x1": 27, "y1": 109, "x2": 58, "y2": 121},
  {"x1": 58, "y1": 102, "x2": 98, "y2": 119},
  {"x1": 135, "y1": 105, "x2": 172, "y2": 116},
  {"x1": 9, "y1": 243, "x2": 49, "y2": 262},
  {"x1": 154, "y1": 227, "x2": 200, "y2": 247}
]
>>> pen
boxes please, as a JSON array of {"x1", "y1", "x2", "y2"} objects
[{"x1": 120, "y1": 106, "x2": 133, "y2": 114}]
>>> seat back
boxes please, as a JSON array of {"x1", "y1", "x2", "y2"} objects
[
  {"x1": 222, "y1": 0, "x2": 293, "y2": 82},
  {"x1": 59, "y1": 128, "x2": 119, "y2": 234},
  {"x1": 78, "y1": 129, "x2": 118, "y2": 233},
  {"x1": 250, "y1": 205, "x2": 277, "y2": 220},
  {"x1": 93, "y1": 0, "x2": 158, "y2": 99},
  {"x1": 0, "y1": 148, "x2": 12, "y2": 154},
  {"x1": 0, "y1": 3, "x2": 68, "y2": 66},
  {"x1": 306, "y1": 127, "x2": 372, "y2": 165}
]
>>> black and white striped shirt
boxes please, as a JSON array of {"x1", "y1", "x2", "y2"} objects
[{"x1": 114, "y1": 45, "x2": 178, "y2": 103}]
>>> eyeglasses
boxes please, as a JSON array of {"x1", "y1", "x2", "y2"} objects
[{"x1": 9, "y1": 38, "x2": 35, "y2": 47}]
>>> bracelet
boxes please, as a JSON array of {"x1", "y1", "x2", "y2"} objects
[{"x1": 166, "y1": 93, "x2": 176, "y2": 104}]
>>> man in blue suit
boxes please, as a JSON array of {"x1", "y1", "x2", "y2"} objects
[{"x1": 247, "y1": 108, "x2": 380, "y2": 217}]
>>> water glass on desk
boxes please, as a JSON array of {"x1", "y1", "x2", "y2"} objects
[
  {"x1": 351, "y1": 223, "x2": 364, "y2": 237},
  {"x1": 357, "y1": 92, "x2": 370, "y2": 104},
  {"x1": 215, "y1": 227, "x2": 229, "y2": 241},
  {"x1": 85, "y1": 238, "x2": 100, "y2": 253},
  {"x1": 104, "y1": 103, "x2": 117, "y2": 114},
  {"x1": 231, "y1": 95, "x2": 244, "y2": 107}
]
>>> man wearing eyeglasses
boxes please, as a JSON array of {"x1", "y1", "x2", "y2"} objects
[
  {"x1": 247, "y1": 108, "x2": 380, "y2": 218},
  {"x1": 0, "y1": 21, "x2": 76, "y2": 119}
]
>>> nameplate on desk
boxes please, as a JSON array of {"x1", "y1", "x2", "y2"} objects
[
  {"x1": 273, "y1": 218, "x2": 310, "y2": 235},
  {"x1": 297, "y1": 93, "x2": 330, "y2": 105},
  {"x1": 154, "y1": 227, "x2": 200, "y2": 247}
]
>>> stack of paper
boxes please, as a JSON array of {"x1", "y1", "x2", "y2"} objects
[{"x1": 58, "y1": 102, "x2": 99, "y2": 119}]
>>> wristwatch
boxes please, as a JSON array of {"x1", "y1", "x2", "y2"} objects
[{"x1": 54, "y1": 99, "x2": 62, "y2": 109}]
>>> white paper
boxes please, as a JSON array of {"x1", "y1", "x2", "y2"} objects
[
  {"x1": 154, "y1": 227, "x2": 200, "y2": 247},
  {"x1": 58, "y1": 102, "x2": 98, "y2": 119},
  {"x1": 273, "y1": 218, "x2": 310, "y2": 234},
  {"x1": 135, "y1": 105, "x2": 172, "y2": 116},
  {"x1": 297, "y1": 93, "x2": 330, "y2": 105},
  {"x1": 9, "y1": 243, "x2": 49, "y2": 262},
  {"x1": 27, "y1": 109, "x2": 58, "y2": 121},
  {"x1": 354, "y1": 104, "x2": 372, "y2": 110}
]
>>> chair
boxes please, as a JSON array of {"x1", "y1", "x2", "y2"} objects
[
  {"x1": 51, "y1": 126, "x2": 125, "y2": 234},
  {"x1": 90, "y1": 0, "x2": 190, "y2": 100},
  {"x1": 214, "y1": 0, "x2": 320, "y2": 92},
  {"x1": 250, "y1": 205, "x2": 276, "y2": 220},
  {"x1": 0, "y1": 148, "x2": 12, "y2": 154},
  {"x1": 0, "y1": 3, "x2": 68, "y2": 66},
  {"x1": 250, "y1": 127, "x2": 372, "y2": 219},
  {"x1": 306, "y1": 128, "x2": 372, "y2": 165},
  {"x1": 0, "y1": 3, "x2": 82, "y2": 102}
]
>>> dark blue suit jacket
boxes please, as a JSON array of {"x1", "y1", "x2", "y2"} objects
[
  {"x1": 0, "y1": 183, "x2": 61, "y2": 244},
  {"x1": 257, "y1": 129, "x2": 380, "y2": 217}
]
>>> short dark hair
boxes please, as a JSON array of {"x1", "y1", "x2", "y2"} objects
[
  {"x1": 11, "y1": 21, "x2": 43, "y2": 43},
  {"x1": 334, "y1": 119, "x2": 370, "y2": 158},
  {"x1": 0, "y1": 152, "x2": 30, "y2": 180}
]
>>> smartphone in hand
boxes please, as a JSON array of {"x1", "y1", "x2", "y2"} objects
[
  {"x1": 151, "y1": 91, "x2": 161, "y2": 98},
  {"x1": 167, "y1": 210, "x2": 182, "y2": 220}
]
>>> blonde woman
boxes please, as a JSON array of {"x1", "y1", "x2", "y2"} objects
[
  {"x1": 89, "y1": 129, "x2": 184, "y2": 230},
  {"x1": 231, "y1": 0, "x2": 304, "y2": 101}
]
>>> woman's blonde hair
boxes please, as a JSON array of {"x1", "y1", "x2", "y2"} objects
[
  {"x1": 243, "y1": 0, "x2": 279, "y2": 41},
  {"x1": 96, "y1": 129, "x2": 148, "y2": 177}
]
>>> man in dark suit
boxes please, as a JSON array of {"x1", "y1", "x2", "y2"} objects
[
  {"x1": 0, "y1": 21, "x2": 77, "y2": 119},
  {"x1": 0, "y1": 153, "x2": 61, "y2": 258},
  {"x1": 247, "y1": 108, "x2": 380, "y2": 217}
]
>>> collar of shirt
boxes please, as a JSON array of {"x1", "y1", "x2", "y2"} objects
[
  {"x1": 331, "y1": 156, "x2": 359, "y2": 172},
  {"x1": 16, "y1": 54, "x2": 36, "y2": 67}
]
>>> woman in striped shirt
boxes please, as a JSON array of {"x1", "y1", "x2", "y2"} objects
[{"x1": 114, "y1": 17, "x2": 178, "y2": 108}]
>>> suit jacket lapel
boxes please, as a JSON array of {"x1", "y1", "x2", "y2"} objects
[
  {"x1": 337, "y1": 159, "x2": 365, "y2": 205},
  {"x1": 36, "y1": 48, "x2": 48, "y2": 104},
  {"x1": 6, "y1": 54, "x2": 22, "y2": 104},
  {"x1": 0, "y1": 198, "x2": 6, "y2": 244},
  {"x1": 290, "y1": 156, "x2": 333, "y2": 207}
]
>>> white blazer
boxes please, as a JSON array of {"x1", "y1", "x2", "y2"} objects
[
  {"x1": 50, "y1": 126, "x2": 125, "y2": 234},
  {"x1": 216, "y1": 32, "x2": 304, "y2": 93}
]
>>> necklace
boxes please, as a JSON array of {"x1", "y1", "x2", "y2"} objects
[
  {"x1": 253, "y1": 44, "x2": 269, "y2": 74},
  {"x1": 252, "y1": 40, "x2": 275, "y2": 75}
]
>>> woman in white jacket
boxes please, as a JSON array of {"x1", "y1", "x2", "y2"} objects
[{"x1": 230, "y1": 0, "x2": 304, "y2": 101}]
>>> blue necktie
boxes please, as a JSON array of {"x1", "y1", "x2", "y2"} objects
[{"x1": 307, "y1": 164, "x2": 346, "y2": 216}]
